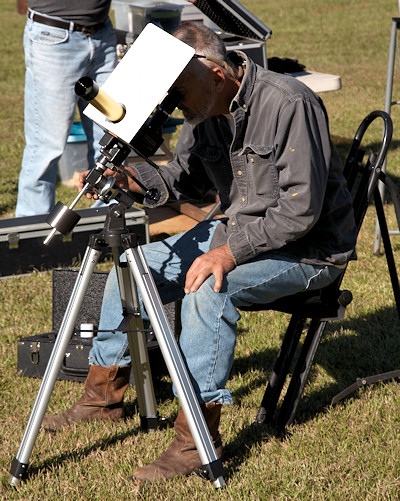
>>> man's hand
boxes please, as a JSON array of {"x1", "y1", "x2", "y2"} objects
[
  {"x1": 184, "y1": 244, "x2": 235, "y2": 294},
  {"x1": 78, "y1": 166, "x2": 142, "y2": 198}
]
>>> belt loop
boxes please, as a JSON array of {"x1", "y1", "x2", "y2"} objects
[{"x1": 69, "y1": 20, "x2": 75, "y2": 32}]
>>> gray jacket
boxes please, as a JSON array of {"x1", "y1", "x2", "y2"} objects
[{"x1": 135, "y1": 53, "x2": 357, "y2": 267}]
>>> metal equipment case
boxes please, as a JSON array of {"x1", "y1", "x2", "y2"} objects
[
  {"x1": 112, "y1": 0, "x2": 272, "y2": 68},
  {"x1": 192, "y1": 0, "x2": 272, "y2": 68},
  {"x1": 17, "y1": 269, "x2": 175, "y2": 382},
  {"x1": 0, "y1": 206, "x2": 149, "y2": 277}
]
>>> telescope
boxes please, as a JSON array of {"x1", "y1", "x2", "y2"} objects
[
  {"x1": 44, "y1": 23, "x2": 195, "y2": 245},
  {"x1": 44, "y1": 85, "x2": 181, "y2": 245}
]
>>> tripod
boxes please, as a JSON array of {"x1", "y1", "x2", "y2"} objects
[{"x1": 10, "y1": 147, "x2": 225, "y2": 490}]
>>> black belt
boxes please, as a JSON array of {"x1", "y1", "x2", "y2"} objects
[{"x1": 28, "y1": 10, "x2": 105, "y2": 36}]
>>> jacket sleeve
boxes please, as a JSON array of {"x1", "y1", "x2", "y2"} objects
[
  {"x1": 227, "y1": 97, "x2": 334, "y2": 264},
  {"x1": 133, "y1": 122, "x2": 214, "y2": 207}
]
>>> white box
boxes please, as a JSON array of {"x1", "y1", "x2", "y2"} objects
[
  {"x1": 83, "y1": 24, "x2": 195, "y2": 146},
  {"x1": 112, "y1": 0, "x2": 183, "y2": 34},
  {"x1": 162, "y1": 0, "x2": 219, "y2": 29}
]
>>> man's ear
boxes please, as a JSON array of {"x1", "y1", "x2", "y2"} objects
[{"x1": 211, "y1": 66, "x2": 226, "y2": 93}]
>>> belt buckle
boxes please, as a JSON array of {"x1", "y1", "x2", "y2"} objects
[{"x1": 81, "y1": 26, "x2": 93, "y2": 36}]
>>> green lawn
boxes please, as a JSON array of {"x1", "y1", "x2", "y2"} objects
[{"x1": 1, "y1": 1, "x2": 400, "y2": 499}]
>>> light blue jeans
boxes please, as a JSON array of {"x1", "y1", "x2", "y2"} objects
[
  {"x1": 90, "y1": 219, "x2": 343, "y2": 405},
  {"x1": 15, "y1": 15, "x2": 117, "y2": 217}
]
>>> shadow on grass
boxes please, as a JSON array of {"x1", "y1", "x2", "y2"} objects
[
  {"x1": 222, "y1": 303, "x2": 400, "y2": 478},
  {"x1": 296, "y1": 304, "x2": 400, "y2": 420},
  {"x1": 231, "y1": 304, "x2": 400, "y2": 409},
  {"x1": 19, "y1": 306, "x2": 400, "y2": 483},
  {"x1": 22, "y1": 398, "x2": 175, "y2": 483},
  {"x1": 24, "y1": 426, "x2": 144, "y2": 482}
]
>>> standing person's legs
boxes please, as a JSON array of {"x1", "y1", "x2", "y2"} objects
[
  {"x1": 78, "y1": 18, "x2": 118, "y2": 167},
  {"x1": 16, "y1": 20, "x2": 90, "y2": 216}
]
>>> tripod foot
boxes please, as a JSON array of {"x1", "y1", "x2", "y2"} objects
[
  {"x1": 9, "y1": 458, "x2": 29, "y2": 487},
  {"x1": 196, "y1": 459, "x2": 225, "y2": 487},
  {"x1": 140, "y1": 414, "x2": 164, "y2": 431}
]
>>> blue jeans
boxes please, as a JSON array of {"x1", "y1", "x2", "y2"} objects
[
  {"x1": 15, "y1": 16, "x2": 117, "y2": 217},
  {"x1": 90, "y1": 219, "x2": 342, "y2": 404}
]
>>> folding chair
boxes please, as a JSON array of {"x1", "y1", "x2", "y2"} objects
[{"x1": 240, "y1": 110, "x2": 400, "y2": 433}]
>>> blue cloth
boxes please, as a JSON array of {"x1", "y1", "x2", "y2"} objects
[
  {"x1": 15, "y1": 16, "x2": 117, "y2": 217},
  {"x1": 89, "y1": 219, "x2": 342, "y2": 404}
]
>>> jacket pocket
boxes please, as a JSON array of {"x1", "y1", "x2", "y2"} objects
[
  {"x1": 190, "y1": 142, "x2": 232, "y2": 202},
  {"x1": 246, "y1": 147, "x2": 279, "y2": 199}
]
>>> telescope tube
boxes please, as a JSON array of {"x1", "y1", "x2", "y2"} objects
[{"x1": 75, "y1": 76, "x2": 126, "y2": 123}]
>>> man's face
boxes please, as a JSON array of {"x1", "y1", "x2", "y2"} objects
[{"x1": 172, "y1": 63, "x2": 218, "y2": 125}]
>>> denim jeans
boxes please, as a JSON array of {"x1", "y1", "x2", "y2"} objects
[
  {"x1": 90, "y1": 219, "x2": 342, "y2": 404},
  {"x1": 15, "y1": 16, "x2": 117, "y2": 217}
]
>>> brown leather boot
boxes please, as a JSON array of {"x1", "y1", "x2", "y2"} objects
[
  {"x1": 42, "y1": 364, "x2": 131, "y2": 431},
  {"x1": 129, "y1": 402, "x2": 223, "y2": 482}
]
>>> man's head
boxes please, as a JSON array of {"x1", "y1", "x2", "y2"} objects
[
  {"x1": 173, "y1": 22, "x2": 230, "y2": 64},
  {"x1": 171, "y1": 23, "x2": 242, "y2": 124}
]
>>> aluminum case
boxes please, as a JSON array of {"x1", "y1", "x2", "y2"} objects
[{"x1": 0, "y1": 206, "x2": 149, "y2": 277}]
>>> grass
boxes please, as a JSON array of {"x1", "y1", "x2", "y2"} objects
[{"x1": 2, "y1": 0, "x2": 400, "y2": 499}]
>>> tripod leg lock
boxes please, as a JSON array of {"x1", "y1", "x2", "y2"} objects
[{"x1": 196, "y1": 458, "x2": 225, "y2": 482}]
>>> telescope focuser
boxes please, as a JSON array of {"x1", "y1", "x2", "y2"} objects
[{"x1": 130, "y1": 89, "x2": 182, "y2": 158}]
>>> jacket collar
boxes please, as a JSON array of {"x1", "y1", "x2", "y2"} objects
[{"x1": 229, "y1": 51, "x2": 257, "y2": 114}]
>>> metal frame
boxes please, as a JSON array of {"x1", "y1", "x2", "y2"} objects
[{"x1": 374, "y1": 17, "x2": 400, "y2": 254}]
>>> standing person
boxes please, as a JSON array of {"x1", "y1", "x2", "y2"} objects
[
  {"x1": 15, "y1": 0, "x2": 117, "y2": 217},
  {"x1": 42, "y1": 22, "x2": 358, "y2": 482}
]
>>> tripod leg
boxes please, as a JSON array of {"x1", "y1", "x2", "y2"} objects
[
  {"x1": 124, "y1": 242, "x2": 224, "y2": 487},
  {"x1": 10, "y1": 245, "x2": 102, "y2": 486},
  {"x1": 112, "y1": 249, "x2": 158, "y2": 430}
]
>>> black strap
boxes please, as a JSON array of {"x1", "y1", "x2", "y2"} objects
[
  {"x1": 28, "y1": 10, "x2": 104, "y2": 35},
  {"x1": 29, "y1": 11, "x2": 72, "y2": 31}
]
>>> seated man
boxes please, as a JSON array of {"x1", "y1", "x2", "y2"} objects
[{"x1": 42, "y1": 22, "x2": 357, "y2": 481}]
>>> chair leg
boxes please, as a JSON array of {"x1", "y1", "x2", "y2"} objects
[
  {"x1": 256, "y1": 314, "x2": 306, "y2": 425},
  {"x1": 276, "y1": 319, "x2": 327, "y2": 432}
]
